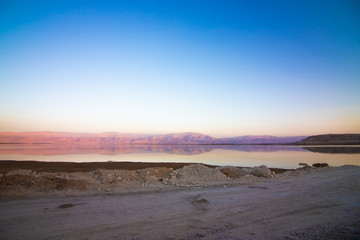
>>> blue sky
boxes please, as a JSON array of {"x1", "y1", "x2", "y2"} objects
[{"x1": 0, "y1": 0, "x2": 359, "y2": 136}]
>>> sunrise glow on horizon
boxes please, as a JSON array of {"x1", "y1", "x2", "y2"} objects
[{"x1": 1, "y1": 1, "x2": 359, "y2": 137}]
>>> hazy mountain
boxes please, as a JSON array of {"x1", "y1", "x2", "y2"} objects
[
  {"x1": 0, "y1": 131, "x2": 306, "y2": 144},
  {"x1": 223, "y1": 135, "x2": 306, "y2": 144}
]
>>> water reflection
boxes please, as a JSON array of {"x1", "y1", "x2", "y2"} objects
[
  {"x1": 0, "y1": 144, "x2": 310, "y2": 156},
  {"x1": 304, "y1": 147, "x2": 360, "y2": 154},
  {"x1": 0, "y1": 144, "x2": 359, "y2": 168}
]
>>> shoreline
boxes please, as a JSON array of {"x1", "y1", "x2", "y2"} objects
[
  {"x1": 0, "y1": 160, "x2": 291, "y2": 199},
  {"x1": 0, "y1": 160, "x2": 290, "y2": 174}
]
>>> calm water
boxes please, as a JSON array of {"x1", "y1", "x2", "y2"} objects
[{"x1": 0, "y1": 144, "x2": 359, "y2": 169}]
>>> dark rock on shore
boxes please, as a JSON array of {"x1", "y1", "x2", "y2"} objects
[
  {"x1": 312, "y1": 163, "x2": 329, "y2": 168},
  {"x1": 294, "y1": 134, "x2": 360, "y2": 145}
]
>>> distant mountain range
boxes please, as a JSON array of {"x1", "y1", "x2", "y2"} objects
[{"x1": 0, "y1": 132, "x2": 307, "y2": 144}]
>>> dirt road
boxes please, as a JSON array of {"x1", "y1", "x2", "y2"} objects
[{"x1": 1, "y1": 165, "x2": 359, "y2": 240}]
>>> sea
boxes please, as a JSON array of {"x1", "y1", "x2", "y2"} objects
[{"x1": 0, "y1": 144, "x2": 359, "y2": 169}]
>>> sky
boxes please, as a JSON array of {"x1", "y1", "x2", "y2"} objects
[{"x1": 0, "y1": 0, "x2": 359, "y2": 137}]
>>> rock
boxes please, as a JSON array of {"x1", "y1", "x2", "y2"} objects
[
  {"x1": 299, "y1": 163, "x2": 311, "y2": 167},
  {"x1": 251, "y1": 165, "x2": 271, "y2": 178},
  {"x1": 217, "y1": 166, "x2": 249, "y2": 179},
  {"x1": 5, "y1": 169, "x2": 32, "y2": 176},
  {"x1": 312, "y1": 163, "x2": 329, "y2": 168},
  {"x1": 105, "y1": 173, "x2": 115, "y2": 183}
]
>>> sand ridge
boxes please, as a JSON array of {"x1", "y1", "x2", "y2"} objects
[{"x1": 0, "y1": 162, "x2": 288, "y2": 198}]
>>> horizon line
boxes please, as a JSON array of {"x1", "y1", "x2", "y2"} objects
[{"x1": 3, "y1": 130, "x2": 356, "y2": 138}]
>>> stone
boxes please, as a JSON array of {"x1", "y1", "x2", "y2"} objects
[
  {"x1": 312, "y1": 163, "x2": 329, "y2": 168},
  {"x1": 299, "y1": 163, "x2": 312, "y2": 168},
  {"x1": 251, "y1": 165, "x2": 271, "y2": 178},
  {"x1": 217, "y1": 166, "x2": 249, "y2": 179},
  {"x1": 105, "y1": 173, "x2": 115, "y2": 183}
]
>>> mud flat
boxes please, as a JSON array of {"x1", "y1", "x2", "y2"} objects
[{"x1": 0, "y1": 161, "x2": 359, "y2": 239}]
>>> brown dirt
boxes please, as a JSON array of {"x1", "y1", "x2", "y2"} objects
[{"x1": 0, "y1": 165, "x2": 359, "y2": 240}]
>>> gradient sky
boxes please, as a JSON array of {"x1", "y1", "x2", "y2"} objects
[{"x1": 1, "y1": 0, "x2": 359, "y2": 137}]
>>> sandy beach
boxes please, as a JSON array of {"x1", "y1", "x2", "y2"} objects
[{"x1": 0, "y1": 161, "x2": 359, "y2": 239}]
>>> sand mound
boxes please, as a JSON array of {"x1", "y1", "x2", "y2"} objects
[
  {"x1": 164, "y1": 164, "x2": 230, "y2": 186},
  {"x1": 89, "y1": 167, "x2": 173, "y2": 184}
]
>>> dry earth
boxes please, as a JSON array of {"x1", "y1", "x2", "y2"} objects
[{"x1": 0, "y1": 164, "x2": 359, "y2": 239}]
